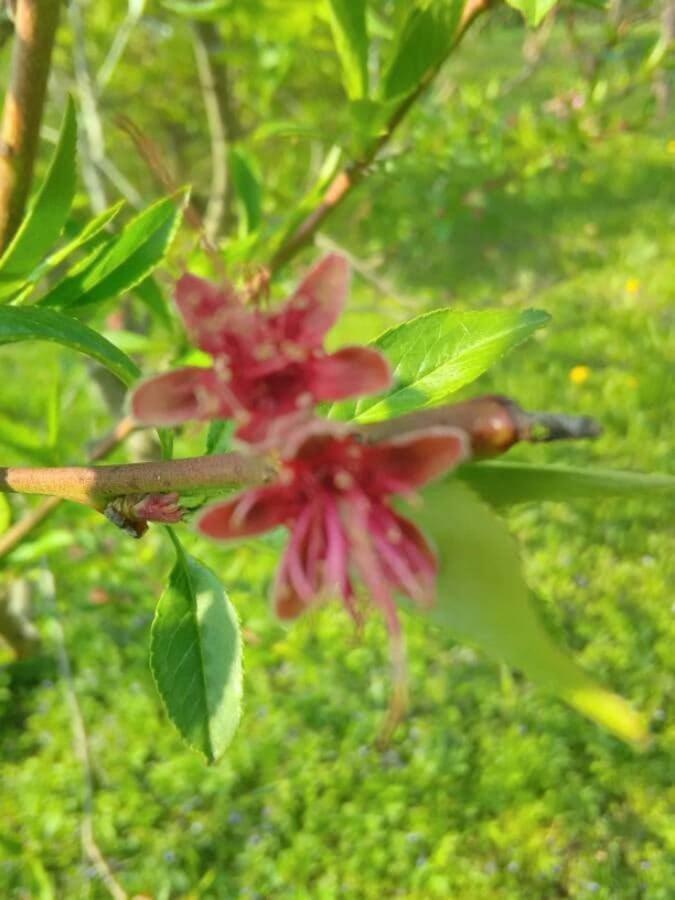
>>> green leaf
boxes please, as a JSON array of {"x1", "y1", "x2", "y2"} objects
[
  {"x1": 161, "y1": 0, "x2": 230, "y2": 16},
  {"x1": 0, "y1": 307, "x2": 140, "y2": 386},
  {"x1": 504, "y1": 0, "x2": 558, "y2": 27},
  {"x1": 151, "y1": 537, "x2": 243, "y2": 762},
  {"x1": 206, "y1": 419, "x2": 235, "y2": 455},
  {"x1": 332, "y1": 307, "x2": 550, "y2": 423},
  {"x1": 457, "y1": 461, "x2": 675, "y2": 508},
  {"x1": 381, "y1": 0, "x2": 464, "y2": 101},
  {"x1": 326, "y1": 0, "x2": 369, "y2": 100},
  {"x1": 0, "y1": 98, "x2": 78, "y2": 296},
  {"x1": 229, "y1": 149, "x2": 262, "y2": 236},
  {"x1": 413, "y1": 479, "x2": 647, "y2": 744},
  {"x1": 38, "y1": 193, "x2": 186, "y2": 311},
  {"x1": 0, "y1": 494, "x2": 11, "y2": 534}
]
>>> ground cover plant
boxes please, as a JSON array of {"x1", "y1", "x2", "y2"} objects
[{"x1": 0, "y1": 1, "x2": 673, "y2": 897}]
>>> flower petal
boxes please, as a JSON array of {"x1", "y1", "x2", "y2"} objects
[
  {"x1": 307, "y1": 346, "x2": 392, "y2": 401},
  {"x1": 175, "y1": 273, "x2": 251, "y2": 354},
  {"x1": 197, "y1": 485, "x2": 295, "y2": 540},
  {"x1": 366, "y1": 427, "x2": 469, "y2": 492},
  {"x1": 277, "y1": 254, "x2": 350, "y2": 346},
  {"x1": 131, "y1": 367, "x2": 221, "y2": 426}
]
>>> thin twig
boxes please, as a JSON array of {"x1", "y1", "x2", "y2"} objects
[
  {"x1": 68, "y1": 0, "x2": 108, "y2": 212},
  {"x1": 42, "y1": 568, "x2": 128, "y2": 900},
  {"x1": 0, "y1": 0, "x2": 61, "y2": 252},
  {"x1": 0, "y1": 417, "x2": 137, "y2": 560},
  {"x1": 0, "y1": 398, "x2": 601, "y2": 511},
  {"x1": 266, "y1": 0, "x2": 495, "y2": 277},
  {"x1": 191, "y1": 19, "x2": 240, "y2": 242}
]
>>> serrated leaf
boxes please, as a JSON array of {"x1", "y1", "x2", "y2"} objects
[
  {"x1": 151, "y1": 538, "x2": 243, "y2": 762},
  {"x1": 0, "y1": 99, "x2": 77, "y2": 296},
  {"x1": 0, "y1": 307, "x2": 140, "y2": 386},
  {"x1": 381, "y1": 0, "x2": 464, "y2": 101},
  {"x1": 38, "y1": 193, "x2": 185, "y2": 311},
  {"x1": 412, "y1": 479, "x2": 647, "y2": 743},
  {"x1": 229, "y1": 149, "x2": 262, "y2": 236},
  {"x1": 504, "y1": 0, "x2": 558, "y2": 27},
  {"x1": 326, "y1": 0, "x2": 369, "y2": 100},
  {"x1": 332, "y1": 307, "x2": 550, "y2": 423},
  {"x1": 457, "y1": 460, "x2": 675, "y2": 508}
]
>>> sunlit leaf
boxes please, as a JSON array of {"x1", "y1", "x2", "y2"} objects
[
  {"x1": 411, "y1": 479, "x2": 647, "y2": 744},
  {"x1": 331, "y1": 308, "x2": 550, "y2": 423},
  {"x1": 38, "y1": 193, "x2": 186, "y2": 311},
  {"x1": 457, "y1": 460, "x2": 675, "y2": 508},
  {"x1": 326, "y1": 0, "x2": 369, "y2": 100},
  {"x1": 229, "y1": 149, "x2": 262, "y2": 236},
  {"x1": 0, "y1": 98, "x2": 77, "y2": 297},
  {"x1": 151, "y1": 536, "x2": 243, "y2": 762},
  {"x1": 381, "y1": 0, "x2": 464, "y2": 100},
  {"x1": 504, "y1": 0, "x2": 558, "y2": 27},
  {"x1": 0, "y1": 307, "x2": 140, "y2": 386}
]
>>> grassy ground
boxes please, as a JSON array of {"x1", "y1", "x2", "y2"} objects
[{"x1": 1, "y1": 16, "x2": 674, "y2": 900}]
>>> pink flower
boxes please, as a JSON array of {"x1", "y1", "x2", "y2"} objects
[
  {"x1": 131, "y1": 255, "x2": 391, "y2": 444},
  {"x1": 197, "y1": 423, "x2": 468, "y2": 636}
]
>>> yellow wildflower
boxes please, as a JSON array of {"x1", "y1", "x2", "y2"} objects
[
  {"x1": 625, "y1": 277, "x2": 640, "y2": 294},
  {"x1": 569, "y1": 365, "x2": 591, "y2": 385}
]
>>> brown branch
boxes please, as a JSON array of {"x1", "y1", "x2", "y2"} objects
[
  {"x1": 267, "y1": 0, "x2": 494, "y2": 276},
  {"x1": 0, "y1": 416, "x2": 136, "y2": 560},
  {"x1": 0, "y1": 452, "x2": 273, "y2": 507},
  {"x1": 0, "y1": 0, "x2": 61, "y2": 253},
  {"x1": 0, "y1": 397, "x2": 601, "y2": 514}
]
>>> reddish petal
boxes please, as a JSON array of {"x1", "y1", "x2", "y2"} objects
[
  {"x1": 197, "y1": 485, "x2": 295, "y2": 540},
  {"x1": 273, "y1": 568, "x2": 307, "y2": 620},
  {"x1": 131, "y1": 367, "x2": 223, "y2": 426},
  {"x1": 175, "y1": 273, "x2": 251, "y2": 354},
  {"x1": 277, "y1": 254, "x2": 350, "y2": 346},
  {"x1": 365, "y1": 427, "x2": 469, "y2": 492},
  {"x1": 307, "y1": 346, "x2": 392, "y2": 401}
]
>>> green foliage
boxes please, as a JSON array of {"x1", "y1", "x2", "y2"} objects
[
  {"x1": 0, "y1": 99, "x2": 77, "y2": 299},
  {"x1": 38, "y1": 193, "x2": 186, "y2": 311},
  {"x1": 332, "y1": 307, "x2": 550, "y2": 422},
  {"x1": 150, "y1": 536, "x2": 243, "y2": 762},
  {"x1": 228, "y1": 147, "x2": 263, "y2": 236},
  {"x1": 326, "y1": 0, "x2": 370, "y2": 100},
  {"x1": 414, "y1": 479, "x2": 646, "y2": 743},
  {"x1": 459, "y1": 460, "x2": 675, "y2": 508},
  {"x1": 381, "y1": 0, "x2": 464, "y2": 100},
  {"x1": 505, "y1": 0, "x2": 559, "y2": 27},
  {"x1": 0, "y1": 307, "x2": 139, "y2": 386}
]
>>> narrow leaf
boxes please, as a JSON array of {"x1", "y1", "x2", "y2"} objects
[
  {"x1": 0, "y1": 98, "x2": 78, "y2": 293},
  {"x1": 326, "y1": 0, "x2": 369, "y2": 100},
  {"x1": 151, "y1": 539, "x2": 243, "y2": 762},
  {"x1": 0, "y1": 307, "x2": 140, "y2": 386},
  {"x1": 38, "y1": 194, "x2": 185, "y2": 311},
  {"x1": 457, "y1": 460, "x2": 675, "y2": 508},
  {"x1": 412, "y1": 479, "x2": 647, "y2": 744},
  {"x1": 381, "y1": 0, "x2": 464, "y2": 100},
  {"x1": 332, "y1": 307, "x2": 550, "y2": 423},
  {"x1": 229, "y1": 149, "x2": 262, "y2": 236}
]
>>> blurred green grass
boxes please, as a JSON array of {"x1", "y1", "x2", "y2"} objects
[{"x1": 1, "y1": 13, "x2": 674, "y2": 900}]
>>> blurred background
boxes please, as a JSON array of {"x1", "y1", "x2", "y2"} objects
[{"x1": 0, "y1": 1, "x2": 673, "y2": 897}]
